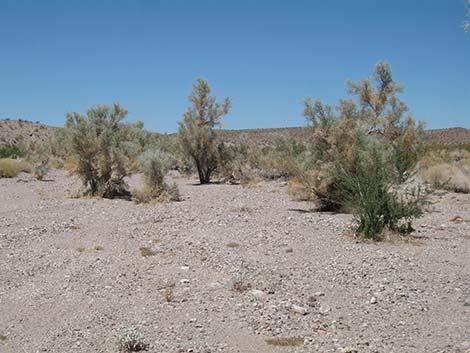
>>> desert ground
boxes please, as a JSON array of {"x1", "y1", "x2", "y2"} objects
[{"x1": 0, "y1": 170, "x2": 469, "y2": 353}]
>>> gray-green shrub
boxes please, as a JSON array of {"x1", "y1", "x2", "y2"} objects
[
  {"x1": 133, "y1": 148, "x2": 180, "y2": 203},
  {"x1": 64, "y1": 103, "x2": 140, "y2": 198},
  {"x1": 178, "y1": 78, "x2": 231, "y2": 184}
]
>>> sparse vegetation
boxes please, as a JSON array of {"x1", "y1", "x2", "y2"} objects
[
  {"x1": 119, "y1": 327, "x2": 148, "y2": 352},
  {"x1": 162, "y1": 289, "x2": 174, "y2": 302},
  {"x1": 140, "y1": 247, "x2": 156, "y2": 257},
  {"x1": 419, "y1": 148, "x2": 470, "y2": 194},
  {"x1": 178, "y1": 78, "x2": 231, "y2": 184},
  {"x1": 94, "y1": 246, "x2": 104, "y2": 251}
]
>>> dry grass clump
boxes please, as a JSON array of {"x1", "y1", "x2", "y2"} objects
[
  {"x1": 422, "y1": 163, "x2": 470, "y2": 193},
  {"x1": 162, "y1": 289, "x2": 174, "y2": 302},
  {"x1": 140, "y1": 247, "x2": 156, "y2": 257},
  {"x1": 287, "y1": 178, "x2": 314, "y2": 201},
  {"x1": 0, "y1": 158, "x2": 31, "y2": 178},
  {"x1": 232, "y1": 280, "x2": 251, "y2": 293},
  {"x1": 265, "y1": 337, "x2": 304, "y2": 347},
  {"x1": 419, "y1": 149, "x2": 470, "y2": 194},
  {"x1": 132, "y1": 184, "x2": 180, "y2": 204},
  {"x1": 226, "y1": 242, "x2": 241, "y2": 248},
  {"x1": 63, "y1": 158, "x2": 78, "y2": 174}
]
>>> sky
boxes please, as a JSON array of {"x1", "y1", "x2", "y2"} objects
[{"x1": 0, "y1": 0, "x2": 469, "y2": 133}]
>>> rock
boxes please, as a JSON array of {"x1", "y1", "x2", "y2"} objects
[
  {"x1": 314, "y1": 291, "x2": 325, "y2": 297},
  {"x1": 180, "y1": 279, "x2": 190, "y2": 285},
  {"x1": 370, "y1": 297, "x2": 377, "y2": 304},
  {"x1": 249, "y1": 289, "x2": 266, "y2": 299},
  {"x1": 292, "y1": 304, "x2": 309, "y2": 315},
  {"x1": 285, "y1": 247, "x2": 293, "y2": 253}
]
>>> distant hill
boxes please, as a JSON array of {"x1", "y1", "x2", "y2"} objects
[
  {"x1": 1, "y1": 119, "x2": 469, "y2": 148},
  {"x1": 0, "y1": 119, "x2": 55, "y2": 147},
  {"x1": 215, "y1": 126, "x2": 470, "y2": 146}
]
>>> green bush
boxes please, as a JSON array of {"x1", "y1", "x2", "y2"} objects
[
  {"x1": 0, "y1": 146, "x2": 25, "y2": 159},
  {"x1": 334, "y1": 142, "x2": 424, "y2": 239}
]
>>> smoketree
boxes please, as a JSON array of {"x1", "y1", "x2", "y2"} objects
[
  {"x1": 65, "y1": 103, "x2": 137, "y2": 198},
  {"x1": 178, "y1": 78, "x2": 231, "y2": 184}
]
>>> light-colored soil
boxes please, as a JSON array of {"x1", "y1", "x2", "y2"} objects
[{"x1": 0, "y1": 170, "x2": 469, "y2": 353}]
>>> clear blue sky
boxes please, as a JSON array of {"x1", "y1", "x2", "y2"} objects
[{"x1": 0, "y1": 0, "x2": 469, "y2": 132}]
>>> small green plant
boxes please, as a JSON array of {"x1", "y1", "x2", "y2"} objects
[
  {"x1": 119, "y1": 327, "x2": 148, "y2": 352},
  {"x1": 77, "y1": 247, "x2": 86, "y2": 253},
  {"x1": 94, "y1": 245, "x2": 104, "y2": 251},
  {"x1": 140, "y1": 247, "x2": 156, "y2": 257},
  {"x1": 0, "y1": 334, "x2": 6, "y2": 342}
]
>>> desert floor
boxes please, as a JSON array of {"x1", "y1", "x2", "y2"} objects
[{"x1": 0, "y1": 170, "x2": 469, "y2": 353}]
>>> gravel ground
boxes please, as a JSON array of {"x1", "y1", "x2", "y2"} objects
[{"x1": 0, "y1": 170, "x2": 469, "y2": 353}]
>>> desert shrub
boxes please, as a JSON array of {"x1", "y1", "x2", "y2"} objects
[
  {"x1": 64, "y1": 103, "x2": 141, "y2": 198},
  {"x1": 178, "y1": 78, "x2": 231, "y2": 184},
  {"x1": 334, "y1": 141, "x2": 424, "y2": 240},
  {"x1": 0, "y1": 158, "x2": 31, "y2": 178},
  {"x1": 0, "y1": 145, "x2": 25, "y2": 159},
  {"x1": 33, "y1": 161, "x2": 49, "y2": 181},
  {"x1": 423, "y1": 163, "x2": 470, "y2": 193},
  {"x1": 119, "y1": 327, "x2": 148, "y2": 352},
  {"x1": 0, "y1": 158, "x2": 22, "y2": 178},
  {"x1": 419, "y1": 148, "x2": 470, "y2": 193},
  {"x1": 133, "y1": 149, "x2": 180, "y2": 203},
  {"x1": 139, "y1": 149, "x2": 175, "y2": 188},
  {"x1": 297, "y1": 62, "x2": 425, "y2": 212}
]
